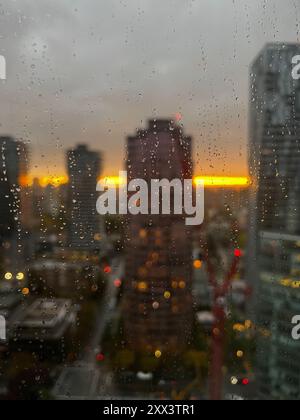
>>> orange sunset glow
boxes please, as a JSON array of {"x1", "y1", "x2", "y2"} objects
[
  {"x1": 101, "y1": 176, "x2": 250, "y2": 188},
  {"x1": 194, "y1": 176, "x2": 250, "y2": 188},
  {"x1": 19, "y1": 175, "x2": 69, "y2": 188},
  {"x1": 22, "y1": 175, "x2": 250, "y2": 188}
]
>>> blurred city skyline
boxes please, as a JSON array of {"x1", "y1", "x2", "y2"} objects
[
  {"x1": 0, "y1": 0, "x2": 299, "y2": 178},
  {"x1": 1, "y1": 1, "x2": 300, "y2": 402}
]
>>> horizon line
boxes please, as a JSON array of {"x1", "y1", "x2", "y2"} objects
[{"x1": 20, "y1": 175, "x2": 250, "y2": 189}]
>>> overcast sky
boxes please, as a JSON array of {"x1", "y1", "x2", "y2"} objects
[{"x1": 0, "y1": 0, "x2": 299, "y2": 178}]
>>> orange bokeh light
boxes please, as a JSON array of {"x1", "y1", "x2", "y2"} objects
[{"x1": 194, "y1": 260, "x2": 202, "y2": 269}]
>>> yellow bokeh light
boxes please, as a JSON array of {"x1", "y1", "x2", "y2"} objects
[
  {"x1": 155, "y1": 350, "x2": 162, "y2": 359},
  {"x1": 164, "y1": 291, "x2": 171, "y2": 299},
  {"x1": 279, "y1": 278, "x2": 300, "y2": 288},
  {"x1": 16, "y1": 272, "x2": 25, "y2": 281},
  {"x1": 236, "y1": 350, "x2": 244, "y2": 358},
  {"x1": 233, "y1": 323, "x2": 246, "y2": 333},
  {"x1": 292, "y1": 281, "x2": 300, "y2": 288},
  {"x1": 4, "y1": 272, "x2": 13, "y2": 281}
]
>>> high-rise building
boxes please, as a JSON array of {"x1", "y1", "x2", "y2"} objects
[
  {"x1": 248, "y1": 43, "x2": 300, "y2": 399},
  {"x1": 123, "y1": 119, "x2": 194, "y2": 352},
  {"x1": 67, "y1": 144, "x2": 102, "y2": 251},
  {"x1": 0, "y1": 136, "x2": 29, "y2": 280},
  {"x1": 0, "y1": 136, "x2": 29, "y2": 238}
]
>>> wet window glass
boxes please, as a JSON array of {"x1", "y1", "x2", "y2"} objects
[{"x1": 0, "y1": 0, "x2": 299, "y2": 403}]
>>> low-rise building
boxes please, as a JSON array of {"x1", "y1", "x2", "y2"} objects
[{"x1": 10, "y1": 298, "x2": 77, "y2": 360}]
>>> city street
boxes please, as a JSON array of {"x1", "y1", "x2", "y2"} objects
[{"x1": 53, "y1": 257, "x2": 124, "y2": 399}]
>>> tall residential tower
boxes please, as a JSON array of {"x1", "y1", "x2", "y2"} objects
[
  {"x1": 0, "y1": 136, "x2": 29, "y2": 281},
  {"x1": 67, "y1": 145, "x2": 102, "y2": 251},
  {"x1": 249, "y1": 43, "x2": 300, "y2": 400},
  {"x1": 123, "y1": 119, "x2": 194, "y2": 352}
]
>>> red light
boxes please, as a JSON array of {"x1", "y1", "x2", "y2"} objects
[
  {"x1": 242, "y1": 378, "x2": 249, "y2": 385},
  {"x1": 114, "y1": 279, "x2": 122, "y2": 288},
  {"x1": 104, "y1": 266, "x2": 112, "y2": 274},
  {"x1": 234, "y1": 249, "x2": 243, "y2": 258},
  {"x1": 175, "y1": 112, "x2": 182, "y2": 122},
  {"x1": 96, "y1": 353, "x2": 105, "y2": 362}
]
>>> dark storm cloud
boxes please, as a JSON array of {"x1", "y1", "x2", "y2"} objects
[{"x1": 0, "y1": 0, "x2": 299, "y2": 176}]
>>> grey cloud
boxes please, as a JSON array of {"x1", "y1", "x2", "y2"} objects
[{"x1": 0, "y1": 0, "x2": 299, "y2": 176}]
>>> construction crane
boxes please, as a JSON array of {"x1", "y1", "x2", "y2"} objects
[{"x1": 205, "y1": 249, "x2": 241, "y2": 401}]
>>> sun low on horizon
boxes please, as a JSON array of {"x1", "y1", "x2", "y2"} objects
[{"x1": 21, "y1": 174, "x2": 250, "y2": 189}]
